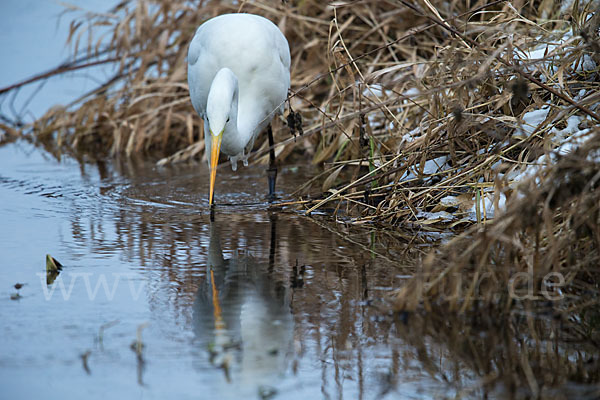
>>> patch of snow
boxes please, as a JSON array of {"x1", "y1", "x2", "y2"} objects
[
  {"x1": 491, "y1": 159, "x2": 503, "y2": 170},
  {"x1": 401, "y1": 155, "x2": 450, "y2": 182},
  {"x1": 573, "y1": 54, "x2": 597, "y2": 73},
  {"x1": 525, "y1": 46, "x2": 551, "y2": 61},
  {"x1": 560, "y1": 0, "x2": 575, "y2": 13},
  {"x1": 401, "y1": 127, "x2": 421, "y2": 143},
  {"x1": 422, "y1": 156, "x2": 449, "y2": 175},
  {"x1": 555, "y1": 128, "x2": 591, "y2": 156},
  {"x1": 439, "y1": 195, "x2": 460, "y2": 207},
  {"x1": 402, "y1": 87, "x2": 420, "y2": 98},
  {"x1": 363, "y1": 83, "x2": 390, "y2": 98},
  {"x1": 508, "y1": 154, "x2": 547, "y2": 186},
  {"x1": 515, "y1": 107, "x2": 550, "y2": 137},
  {"x1": 468, "y1": 191, "x2": 507, "y2": 220},
  {"x1": 508, "y1": 124, "x2": 594, "y2": 189},
  {"x1": 588, "y1": 148, "x2": 600, "y2": 163},
  {"x1": 416, "y1": 210, "x2": 454, "y2": 221},
  {"x1": 551, "y1": 115, "x2": 583, "y2": 142}
]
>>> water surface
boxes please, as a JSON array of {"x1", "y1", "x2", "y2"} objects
[{"x1": 0, "y1": 142, "x2": 456, "y2": 399}]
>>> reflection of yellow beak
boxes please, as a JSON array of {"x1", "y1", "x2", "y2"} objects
[{"x1": 209, "y1": 129, "x2": 223, "y2": 206}]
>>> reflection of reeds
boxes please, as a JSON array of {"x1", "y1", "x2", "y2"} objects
[
  {"x1": 394, "y1": 132, "x2": 600, "y2": 396},
  {"x1": 392, "y1": 308, "x2": 600, "y2": 398},
  {"x1": 57, "y1": 154, "x2": 599, "y2": 395}
]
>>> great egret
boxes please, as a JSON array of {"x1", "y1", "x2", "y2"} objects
[{"x1": 187, "y1": 13, "x2": 291, "y2": 206}]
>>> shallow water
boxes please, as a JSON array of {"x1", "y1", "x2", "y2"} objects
[
  {"x1": 0, "y1": 141, "x2": 457, "y2": 399},
  {"x1": 3, "y1": 142, "x2": 600, "y2": 400}
]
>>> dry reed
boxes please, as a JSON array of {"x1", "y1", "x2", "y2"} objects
[{"x1": 4, "y1": 0, "x2": 597, "y2": 226}]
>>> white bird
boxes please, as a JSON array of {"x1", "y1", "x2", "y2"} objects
[{"x1": 187, "y1": 13, "x2": 291, "y2": 206}]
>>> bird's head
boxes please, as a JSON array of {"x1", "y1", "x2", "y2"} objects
[{"x1": 206, "y1": 68, "x2": 238, "y2": 206}]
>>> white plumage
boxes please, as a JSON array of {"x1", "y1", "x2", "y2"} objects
[{"x1": 187, "y1": 13, "x2": 291, "y2": 205}]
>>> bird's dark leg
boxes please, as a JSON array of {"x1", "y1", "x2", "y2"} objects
[{"x1": 267, "y1": 124, "x2": 277, "y2": 202}]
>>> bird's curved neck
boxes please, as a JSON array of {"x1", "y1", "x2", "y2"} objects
[
  {"x1": 207, "y1": 68, "x2": 263, "y2": 155},
  {"x1": 229, "y1": 83, "x2": 261, "y2": 151}
]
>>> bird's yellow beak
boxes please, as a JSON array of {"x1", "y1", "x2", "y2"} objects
[{"x1": 209, "y1": 129, "x2": 223, "y2": 206}]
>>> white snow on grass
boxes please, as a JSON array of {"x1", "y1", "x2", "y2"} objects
[
  {"x1": 436, "y1": 191, "x2": 507, "y2": 222},
  {"x1": 468, "y1": 191, "x2": 507, "y2": 220},
  {"x1": 401, "y1": 155, "x2": 450, "y2": 182},
  {"x1": 439, "y1": 195, "x2": 460, "y2": 207},
  {"x1": 401, "y1": 127, "x2": 421, "y2": 144},
  {"x1": 379, "y1": 23, "x2": 598, "y2": 224},
  {"x1": 555, "y1": 128, "x2": 592, "y2": 156},
  {"x1": 515, "y1": 107, "x2": 550, "y2": 138},
  {"x1": 507, "y1": 121, "x2": 594, "y2": 190},
  {"x1": 415, "y1": 210, "x2": 454, "y2": 222},
  {"x1": 560, "y1": 0, "x2": 576, "y2": 14},
  {"x1": 363, "y1": 83, "x2": 389, "y2": 98},
  {"x1": 573, "y1": 54, "x2": 597, "y2": 73}
]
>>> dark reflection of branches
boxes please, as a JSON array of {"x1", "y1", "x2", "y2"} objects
[
  {"x1": 390, "y1": 306, "x2": 600, "y2": 399},
  {"x1": 64, "y1": 156, "x2": 572, "y2": 398}
]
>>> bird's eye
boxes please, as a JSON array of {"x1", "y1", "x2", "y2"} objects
[{"x1": 226, "y1": 117, "x2": 230, "y2": 123}]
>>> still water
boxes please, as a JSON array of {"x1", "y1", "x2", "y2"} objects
[{"x1": 0, "y1": 142, "x2": 453, "y2": 399}]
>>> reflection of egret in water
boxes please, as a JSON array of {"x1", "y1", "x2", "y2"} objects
[{"x1": 193, "y1": 215, "x2": 293, "y2": 393}]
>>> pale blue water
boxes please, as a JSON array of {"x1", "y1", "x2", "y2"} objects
[
  {"x1": 0, "y1": 0, "x2": 119, "y2": 121},
  {"x1": 0, "y1": 141, "x2": 455, "y2": 399}
]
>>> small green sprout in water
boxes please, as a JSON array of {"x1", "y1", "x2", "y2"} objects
[
  {"x1": 45, "y1": 254, "x2": 63, "y2": 285},
  {"x1": 45, "y1": 254, "x2": 63, "y2": 273}
]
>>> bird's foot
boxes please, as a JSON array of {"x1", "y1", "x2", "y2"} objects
[{"x1": 267, "y1": 166, "x2": 278, "y2": 202}]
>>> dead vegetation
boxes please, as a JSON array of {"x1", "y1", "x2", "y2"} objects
[
  {"x1": 2, "y1": 1, "x2": 598, "y2": 224},
  {"x1": 1, "y1": 0, "x2": 600, "y2": 396},
  {"x1": 392, "y1": 131, "x2": 600, "y2": 394}
]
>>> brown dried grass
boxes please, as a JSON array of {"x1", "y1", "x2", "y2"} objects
[
  {"x1": 2, "y1": 2, "x2": 597, "y2": 203},
  {"x1": 394, "y1": 126, "x2": 600, "y2": 306}
]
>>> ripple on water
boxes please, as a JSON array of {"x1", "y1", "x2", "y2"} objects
[{"x1": 1, "y1": 142, "x2": 480, "y2": 400}]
